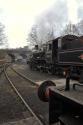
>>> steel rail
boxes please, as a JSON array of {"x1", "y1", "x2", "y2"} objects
[
  {"x1": 0, "y1": 63, "x2": 11, "y2": 76},
  {"x1": 4, "y1": 65, "x2": 44, "y2": 125},
  {"x1": 10, "y1": 66, "x2": 39, "y2": 86},
  {"x1": 11, "y1": 66, "x2": 65, "y2": 91}
]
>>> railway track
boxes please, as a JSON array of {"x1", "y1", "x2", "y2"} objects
[{"x1": 3, "y1": 64, "x2": 48, "y2": 125}]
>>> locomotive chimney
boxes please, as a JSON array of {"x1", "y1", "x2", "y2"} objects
[{"x1": 35, "y1": 45, "x2": 38, "y2": 50}]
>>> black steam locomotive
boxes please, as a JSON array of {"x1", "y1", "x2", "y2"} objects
[{"x1": 29, "y1": 34, "x2": 83, "y2": 78}]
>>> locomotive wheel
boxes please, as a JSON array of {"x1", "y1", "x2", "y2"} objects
[
  {"x1": 48, "y1": 66, "x2": 55, "y2": 75},
  {"x1": 47, "y1": 69, "x2": 52, "y2": 74},
  {"x1": 40, "y1": 67, "x2": 44, "y2": 73},
  {"x1": 47, "y1": 66, "x2": 53, "y2": 75},
  {"x1": 38, "y1": 80, "x2": 56, "y2": 102}
]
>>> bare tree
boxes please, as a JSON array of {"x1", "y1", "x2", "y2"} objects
[
  {"x1": 27, "y1": 25, "x2": 39, "y2": 47},
  {"x1": 77, "y1": 20, "x2": 83, "y2": 36},
  {"x1": 62, "y1": 23, "x2": 79, "y2": 36},
  {"x1": 27, "y1": 22, "x2": 55, "y2": 49},
  {"x1": 0, "y1": 23, "x2": 8, "y2": 48}
]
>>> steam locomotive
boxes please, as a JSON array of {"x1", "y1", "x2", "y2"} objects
[
  {"x1": 35, "y1": 35, "x2": 83, "y2": 125},
  {"x1": 28, "y1": 34, "x2": 83, "y2": 78}
]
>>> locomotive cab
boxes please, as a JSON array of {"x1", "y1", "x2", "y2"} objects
[
  {"x1": 45, "y1": 37, "x2": 65, "y2": 74},
  {"x1": 58, "y1": 35, "x2": 83, "y2": 78}
]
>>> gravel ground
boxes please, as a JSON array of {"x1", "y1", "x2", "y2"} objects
[
  {"x1": 7, "y1": 66, "x2": 49, "y2": 123},
  {"x1": 7, "y1": 63, "x2": 81, "y2": 125},
  {"x1": 12, "y1": 63, "x2": 60, "y2": 82},
  {"x1": 0, "y1": 73, "x2": 31, "y2": 124},
  {"x1": 0, "y1": 57, "x2": 75, "y2": 125}
]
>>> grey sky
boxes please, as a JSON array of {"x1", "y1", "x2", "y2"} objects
[{"x1": 0, "y1": 0, "x2": 83, "y2": 48}]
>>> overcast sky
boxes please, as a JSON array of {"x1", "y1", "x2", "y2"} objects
[{"x1": 0, "y1": 0, "x2": 82, "y2": 48}]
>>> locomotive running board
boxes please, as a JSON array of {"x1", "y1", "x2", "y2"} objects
[{"x1": 49, "y1": 87, "x2": 83, "y2": 125}]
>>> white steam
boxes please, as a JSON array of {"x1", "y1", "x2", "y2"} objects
[{"x1": 67, "y1": 0, "x2": 78, "y2": 24}]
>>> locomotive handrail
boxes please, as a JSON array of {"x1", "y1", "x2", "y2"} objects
[
  {"x1": 59, "y1": 47, "x2": 83, "y2": 52},
  {"x1": 73, "y1": 83, "x2": 83, "y2": 90}
]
